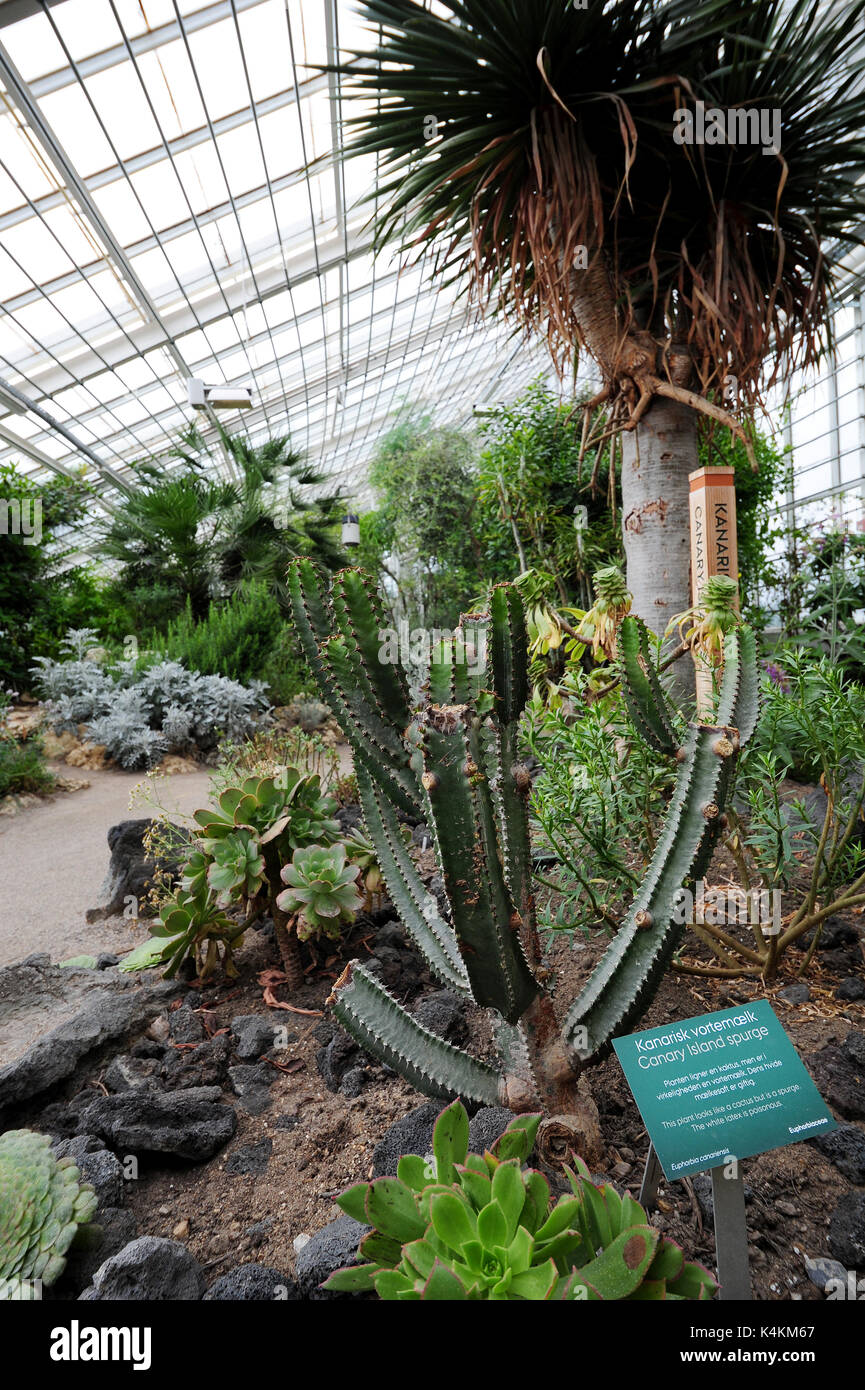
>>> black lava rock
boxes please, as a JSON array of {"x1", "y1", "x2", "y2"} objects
[
  {"x1": 810, "y1": 1124, "x2": 865, "y2": 1183},
  {"x1": 273, "y1": 1114, "x2": 299, "y2": 1132},
  {"x1": 86, "y1": 820, "x2": 189, "y2": 923},
  {"x1": 160, "y1": 1034, "x2": 231, "y2": 1090},
  {"x1": 316, "y1": 1027, "x2": 366, "y2": 1093},
  {"x1": 801, "y1": 917, "x2": 860, "y2": 952},
  {"x1": 59, "y1": 1207, "x2": 138, "y2": 1295},
  {"x1": 204, "y1": 1264, "x2": 299, "y2": 1301},
  {"x1": 778, "y1": 983, "x2": 810, "y2": 1005},
  {"x1": 412, "y1": 990, "x2": 469, "y2": 1047},
  {"x1": 228, "y1": 1063, "x2": 275, "y2": 1116},
  {"x1": 82, "y1": 1236, "x2": 204, "y2": 1300},
  {"x1": 468, "y1": 1107, "x2": 517, "y2": 1156},
  {"x1": 339, "y1": 1067, "x2": 365, "y2": 1099},
  {"x1": 48, "y1": 1085, "x2": 236, "y2": 1161},
  {"x1": 230, "y1": 1015, "x2": 276, "y2": 1061},
  {"x1": 51, "y1": 1136, "x2": 124, "y2": 1208},
  {"x1": 828, "y1": 1191, "x2": 865, "y2": 1269},
  {"x1": 294, "y1": 1215, "x2": 371, "y2": 1298},
  {"x1": 806, "y1": 1036, "x2": 865, "y2": 1120},
  {"x1": 225, "y1": 1139, "x2": 272, "y2": 1176},
  {"x1": 336, "y1": 804, "x2": 363, "y2": 834},
  {"x1": 104, "y1": 1054, "x2": 163, "y2": 1093},
  {"x1": 372, "y1": 1101, "x2": 442, "y2": 1177},
  {"x1": 169, "y1": 1002, "x2": 205, "y2": 1044}
]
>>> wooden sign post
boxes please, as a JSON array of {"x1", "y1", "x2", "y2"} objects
[{"x1": 688, "y1": 465, "x2": 740, "y2": 716}]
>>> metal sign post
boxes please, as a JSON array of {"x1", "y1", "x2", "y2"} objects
[{"x1": 638, "y1": 1142, "x2": 752, "y2": 1301}]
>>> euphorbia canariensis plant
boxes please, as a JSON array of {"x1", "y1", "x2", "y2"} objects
[
  {"x1": 576, "y1": 565, "x2": 633, "y2": 661},
  {"x1": 324, "y1": 1101, "x2": 717, "y2": 1301},
  {"x1": 290, "y1": 561, "x2": 759, "y2": 1144},
  {"x1": 667, "y1": 575, "x2": 740, "y2": 664}
]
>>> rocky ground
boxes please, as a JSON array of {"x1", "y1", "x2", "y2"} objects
[{"x1": 1, "y1": 810, "x2": 863, "y2": 1302}]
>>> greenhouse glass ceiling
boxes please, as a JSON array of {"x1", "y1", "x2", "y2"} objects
[{"x1": 0, "y1": 0, "x2": 552, "y2": 515}]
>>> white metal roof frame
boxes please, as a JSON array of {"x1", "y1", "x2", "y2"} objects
[{"x1": 0, "y1": 0, "x2": 551, "y2": 524}]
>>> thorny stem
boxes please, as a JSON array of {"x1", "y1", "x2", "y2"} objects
[{"x1": 590, "y1": 640, "x2": 690, "y2": 702}]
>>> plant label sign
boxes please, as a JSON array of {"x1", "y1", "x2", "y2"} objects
[
  {"x1": 688, "y1": 463, "x2": 740, "y2": 716},
  {"x1": 613, "y1": 1000, "x2": 836, "y2": 1181}
]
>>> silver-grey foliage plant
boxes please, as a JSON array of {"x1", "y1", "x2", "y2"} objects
[{"x1": 31, "y1": 631, "x2": 271, "y2": 769}]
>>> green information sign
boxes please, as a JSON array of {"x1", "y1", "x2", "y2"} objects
[{"x1": 613, "y1": 999, "x2": 837, "y2": 1181}]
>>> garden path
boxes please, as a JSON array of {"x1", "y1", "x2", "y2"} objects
[{"x1": 0, "y1": 765, "x2": 213, "y2": 967}]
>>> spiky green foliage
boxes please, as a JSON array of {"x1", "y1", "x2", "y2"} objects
[
  {"x1": 97, "y1": 426, "x2": 347, "y2": 627},
  {"x1": 324, "y1": 1101, "x2": 716, "y2": 1301},
  {"x1": 288, "y1": 559, "x2": 421, "y2": 817},
  {"x1": 618, "y1": 614, "x2": 679, "y2": 756},
  {"x1": 291, "y1": 564, "x2": 759, "y2": 1110},
  {"x1": 562, "y1": 618, "x2": 759, "y2": 1063},
  {"x1": 0, "y1": 1130, "x2": 99, "y2": 1295},
  {"x1": 327, "y1": 0, "x2": 865, "y2": 412},
  {"x1": 277, "y1": 843, "x2": 364, "y2": 942}
]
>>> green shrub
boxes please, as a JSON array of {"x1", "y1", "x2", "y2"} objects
[
  {"x1": 259, "y1": 621, "x2": 314, "y2": 704},
  {"x1": 0, "y1": 732, "x2": 55, "y2": 800},
  {"x1": 214, "y1": 726, "x2": 340, "y2": 793},
  {"x1": 525, "y1": 661, "x2": 681, "y2": 935},
  {"x1": 153, "y1": 581, "x2": 282, "y2": 686}
]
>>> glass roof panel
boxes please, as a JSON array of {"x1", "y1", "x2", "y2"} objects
[{"x1": 0, "y1": 0, "x2": 579, "y2": 523}]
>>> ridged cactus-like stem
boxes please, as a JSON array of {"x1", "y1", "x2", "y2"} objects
[
  {"x1": 618, "y1": 615, "x2": 679, "y2": 755},
  {"x1": 328, "y1": 960, "x2": 502, "y2": 1106},
  {"x1": 288, "y1": 559, "x2": 421, "y2": 817},
  {"x1": 290, "y1": 563, "x2": 760, "y2": 1118},
  {"x1": 562, "y1": 628, "x2": 757, "y2": 1065},
  {"x1": 418, "y1": 703, "x2": 539, "y2": 1023}
]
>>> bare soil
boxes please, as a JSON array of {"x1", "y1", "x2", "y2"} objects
[{"x1": 116, "y1": 888, "x2": 864, "y2": 1302}]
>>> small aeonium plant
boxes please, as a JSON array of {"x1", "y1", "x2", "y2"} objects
[{"x1": 277, "y1": 842, "x2": 363, "y2": 942}]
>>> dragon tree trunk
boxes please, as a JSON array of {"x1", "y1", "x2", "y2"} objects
[
  {"x1": 569, "y1": 256, "x2": 696, "y2": 698},
  {"x1": 621, "y1": 399, "x2": 696, "y2": 700}
]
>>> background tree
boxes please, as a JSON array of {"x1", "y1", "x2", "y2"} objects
[
  {"x1": 0, "y1": 462, "x2": 107, "y2": 691},
  {"x1": 330, "y1": 0, "x2": 865, "y2": 659},
  {"x1": 475, "y1": 379, "x2": 621, "y2": 611},
  {"x1": 364, "y1": 411, "x2": 484, "y2": 628},
  {"x1": 97, "y1": 426, "x2": 346, "y2": 629}
]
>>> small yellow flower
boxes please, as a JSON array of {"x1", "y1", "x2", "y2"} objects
[
  {"x1": 667, "y1": 575, "x2": 739, "y2": 663},
  {"x1": 577, "y1": 566, "x2": 632, "y2": 660}
]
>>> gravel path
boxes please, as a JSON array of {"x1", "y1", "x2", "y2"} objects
[{"x1": 0, "y1": 764, "x2": 214, "y2": 968}]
